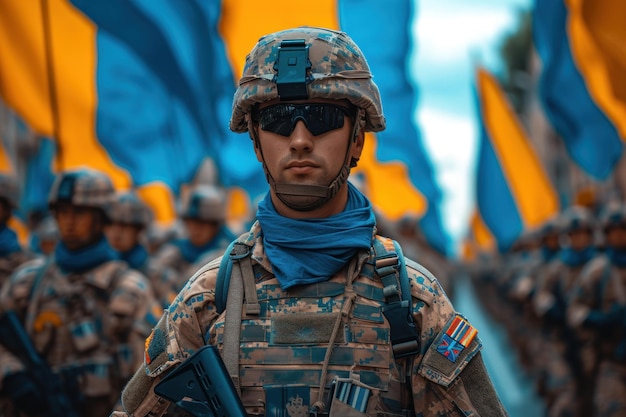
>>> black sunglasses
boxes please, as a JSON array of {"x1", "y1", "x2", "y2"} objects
[{"x1": 253, "y1": 103, "x2": 355, "y2": 136}]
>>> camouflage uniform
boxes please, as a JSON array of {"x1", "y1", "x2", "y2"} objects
[
  {"x1": 152, "y1": 184, "x2": 235, "y2": 288},
  {"x1": 0, "y1": 168, "x2": 162, "y2": 417},
  {"x1": 567, "y1": 203, "x2": 626, "y2": 417},
  {"x1": 0, "y1": 173, "x2": 38, "y2": 288},
  {"x1": 107, "y1": 191, "x2": 178, "y2": 309},
  {"x1": 532, "y1": 206, "x2": 596, "y2": 417},
  {"x1": 112, "y1": 27, "x2": 506, "y2": 417}
]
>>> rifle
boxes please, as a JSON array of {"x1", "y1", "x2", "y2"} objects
[
  {"x1": 0, "y1": 310, "x2": 81, "y2": 417},
  {"x1": 154, "y1": 345, "x2": 246, "y2": 417}
]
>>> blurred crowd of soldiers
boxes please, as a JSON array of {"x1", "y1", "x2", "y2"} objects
[
  {"x1": 466, "y1": 200, "x2": 626, "y2": 417},
  {"x1": 0, "y1": 168, "x2": 238, "y2": 417}
]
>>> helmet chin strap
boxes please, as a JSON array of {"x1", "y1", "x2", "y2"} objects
[{"x1": 249, "y1": 114, "x2": 362, "y2": 212}]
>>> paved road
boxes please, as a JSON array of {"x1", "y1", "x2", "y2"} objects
[{"x1": 452, "y1": 273, "x2": 546, "y2": 417}]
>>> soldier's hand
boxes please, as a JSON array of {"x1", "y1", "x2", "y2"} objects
[{"x1": 3, "y1": 371, "x2": 47, "y2": 416}]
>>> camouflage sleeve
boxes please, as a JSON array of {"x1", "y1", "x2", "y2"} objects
[
  {"x1": 406, "y1": 259, "x2": 507, "y2": 416},
  {"x1": 0, "y1": 259, "x2": 47, "y2": 387},
  {"x1": 114, "y1": 257, "x2": 222, "y2": 417},
  {"x1": 532, "y1": 259, "x2": 561, "y2": 317}
]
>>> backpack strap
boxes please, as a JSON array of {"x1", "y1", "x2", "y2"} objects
[{"x1": 373, "y1": 236, "x2": 420, "y2": 360}]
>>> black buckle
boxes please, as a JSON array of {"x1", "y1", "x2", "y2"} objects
[
  {"x1": 275, "y1": 39, "x2": 310, "y2": 100},
  {"x1": 382, "y1": 300, "x2": 419, "y2": 359}
]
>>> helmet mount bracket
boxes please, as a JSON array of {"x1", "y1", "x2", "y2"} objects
[{"x1": 274, "y1": 39, "x2": 310, "y2": 101}]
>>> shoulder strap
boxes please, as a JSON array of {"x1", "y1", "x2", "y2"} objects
[
  {"x1": 216, "y1": 234, "x2": 258, "y2": 315},
  {"x1": 372, "y1": 237, "x2": 420, "y2": 360}
]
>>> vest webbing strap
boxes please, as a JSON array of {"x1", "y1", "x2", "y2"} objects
[
  {"x1": 222, "y1": 241, "x2": 257, "y2": 395},
  {"x1": 373, "y1": 237, "x2": 419, "y2": 359}
]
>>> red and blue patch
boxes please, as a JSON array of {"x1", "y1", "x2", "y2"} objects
[{"x1": 436, "y1": 315, "x2": 477, "y2": 363}]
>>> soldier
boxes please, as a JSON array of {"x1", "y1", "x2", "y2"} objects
[
  {"x1": 112, "y1": 27, "x2": 506, "y2": 417},
  {"x1": 567, "y1": 202, "x2": 626, "y2": 417},
  {"x1": 0, "y1": 173, "x2": 37, "y2": 287},
  {"x1": 151, "y1": 184, "x2": 236, "y2": 288},
  {"x1": 105, "y1": 191, "x2": 179, "y2": 309},
  {"x1": 29, "y1": 214, "x2": 60, "y2": 256},
  {"x1": 0, "y1": 167, "x2": 162, "y2": 417},
  {"x1": 533, "y1": 205, "x2": 597, "y2": 417}
]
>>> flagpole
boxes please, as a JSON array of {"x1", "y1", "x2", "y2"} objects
[{"x1": 40, "y1": 0, "x2": 62, "y2": 171}]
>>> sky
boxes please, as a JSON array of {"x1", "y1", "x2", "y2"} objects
[{"x1": 410, "y1": 0, "x2": 533, "y2": 254}]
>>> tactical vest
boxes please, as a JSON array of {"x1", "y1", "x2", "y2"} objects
[{"x1": 209, "y1": 234, "x2": 420, "y2": 416}]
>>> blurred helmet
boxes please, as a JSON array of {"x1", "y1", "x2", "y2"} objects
[
  {"x1": 230, "y1": 26, "x2": 385, "y2": 133},
  {"x1": 108, "y1": 191, "x2": 153, "y2": 228},
  {"x1": 559, "y1": 205, "x2": 595, "y2": 233},
  {"x1": 180, "y1": 185, "x2": 226, "y2": 223},
  {"x1": 48, "y1": 168, "x2": 115, "y2": 213},
  {"x1": 0, "y1": 172, "x2": 19, "y2": 209},
  {"x1": 600, "y1": 202, "x2": 626, "y2": 230}
]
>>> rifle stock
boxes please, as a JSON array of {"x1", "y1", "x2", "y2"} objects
[
  {"x1": 154, "y1": 345, "x2": 246, "y2": 417},
  {"x1": 0, "y1": 310, "x2": 81, "y2": 417}
]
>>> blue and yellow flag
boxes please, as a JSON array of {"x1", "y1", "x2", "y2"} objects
[
  {"x1": 475, "y1": 68, "x2": 559, "y2": 252},
  {"x1": 532, "y1": 0, "x2": 624, "y2": 180},
  {"x1": 0, "y1": 0, "x2": 448, "y2": 253}
]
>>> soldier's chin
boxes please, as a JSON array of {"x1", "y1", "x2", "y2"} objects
[{"x1": 276, "y1": 193, "x2": 326, "y2": 212}]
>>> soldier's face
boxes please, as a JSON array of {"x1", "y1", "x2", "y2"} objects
[
  {"x1": 105, "y1": 222, "x2": 142, "y2": 252},
  {"x1": 54, "y1": 203, "x2": 104, "y2": 250},
  {"x1": 605, "y1": 225, "x2": 626, "y2": 250},
  {"x1": 567, "y1": 228, "x2": 593, "y2": 251},
  {"x1": 253, "y1": 99, "x2": 364, "y2": 214},
  {"x1": 183, "y1": 218, "x2": 219, "y2": 247}
]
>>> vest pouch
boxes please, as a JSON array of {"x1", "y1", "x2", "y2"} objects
[
  {"x1": 70, "y1": 319, "x2": 99, "y2": 352},
  {"x1": 81, "y1": 356, "x2": 113, "y2": 397},
  {"x1": 328, "y1": 377, "x2": 372, "y2": 417}
]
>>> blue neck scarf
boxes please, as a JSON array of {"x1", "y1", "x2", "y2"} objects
[
  {"x1": 121, "y1": 244, "x2": 149, "y2": 270},
  {"x1": 606, "y1": 248, "x2": 626, "y2": 267},
  {"x1": 175, "y1": 226, "x2": 237, "y2": 264},
  {"x1": 0, "y1": 224, "x2": 21, "y2": 257},
  {"x1": 256, "y1": 182, "x2": 376, "y2": 289},
  {"x1": 55, "y1": 236, "x2": 119, "y2": 273},
  {"x1": 541, "y1": 247, "x2": 559, "y2": 263},
  {"x1": 560, "y1": 246, "x2": 595, "y2": 267}
]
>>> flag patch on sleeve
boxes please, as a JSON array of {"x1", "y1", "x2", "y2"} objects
[{"x1": 436, "y1": 315, "x2": 477, "y2": 363}]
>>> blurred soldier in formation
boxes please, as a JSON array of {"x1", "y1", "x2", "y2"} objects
[
  {"x1": 28, "y1": 214, "x2": 60, "y2": 256},
  {"x1": 567, "y1": 202, "x2": 626, "y2": 417},
  {"x1": 105, "y1": 191, "x2": 179, "y2": 309},
  {"x1": 0, "y1": 167, "x2": 162, "y2": 417},
  {"x1": 0, "y1": 173, "x2": 37, "y2": 287},
  {"x1": 532, "y1": 205, "x2": 597, "y2": 417},
  {"x1": 151, "y1": 184, "x2": 236, "y2": 287}
]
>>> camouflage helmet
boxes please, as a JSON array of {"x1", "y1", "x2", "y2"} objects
[
  {"x1": 48, "y1": 167, "x2": 115, "y2": 213},
  {"x1": 108, "y1": 191, "x2": 153, "y2": 227},
  {"x1": 0, "y1": 172, "x2": 19, "y2": 209},
  {"x1": 599, "y1": 201, "x2": 626, "y2": 230},
  {"x1": 559, "y1": 205, "x2": 595, "y2": 233},
  {"x1": 180, "y1": 185, "x2": 226, "y2": 222},
  {"x1": 230, "y1": 26, "x2": 385, "y2": 133}
]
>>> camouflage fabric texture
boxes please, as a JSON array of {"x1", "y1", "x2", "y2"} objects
[
  {"x1": 0, "y1": 257, "x2": 162, "y2": 417},
  {"x1": 114, "y1": 222, "x2": 506, "y2": 417},
  {"x1": 230, "y1": 26, "x2": 385, "y2": 134}
]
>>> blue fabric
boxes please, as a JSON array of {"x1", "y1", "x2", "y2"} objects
[
  {"x1": 559, "y1": 246, "x2": 595, "y2": 267},
  {"x1": 55, "y1": 237, "x2": 119, "y2": 273},
  {"x1": 256, "y1": 182, "x2": 376, "y2": 290},
  {"x1": 0, "y1": 225, "x2": 21, "y2": 257},
  {"x1": 175, "y1": 225, "x2": 236, "y2": 264},
  {"x1": 121, "y1": 244, "x2": 149, "y2": 270},
  {"x1": 532, "y1": 0, "x2": 623, "y2": 180},
  {"x1": 340, "y1": 0, "x2": 449, "y2": 255},
  {"x1": 541, "y1": 247, "x2": 559, "y2": 263},
  {"x1": 606, "y1": 248, "x2": 626, "y2": 267}
]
